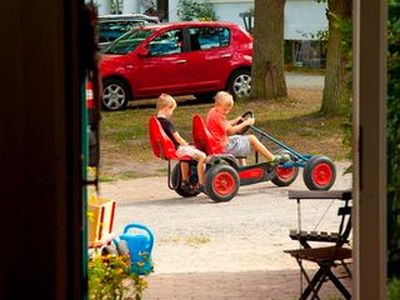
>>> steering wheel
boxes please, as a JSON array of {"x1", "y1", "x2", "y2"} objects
[{"x1": 236, "y1": 110, "x2": 255, "y2": 134}]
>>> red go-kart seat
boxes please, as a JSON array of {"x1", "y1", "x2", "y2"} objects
[
  {"x1": 148, "y1": 117, "x2": 192, "y2": 161},
  {"x1": 192, "y1": 114, "x2": 224, "y2": 155}
]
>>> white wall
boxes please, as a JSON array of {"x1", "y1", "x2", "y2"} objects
[
  {"x1": 284, "y1": 0, "x2": 328, "y2": 40},
  {"x1": 168, "y1": 0, "x2": 328, "y2": 41},
  {"x1": 96, "y1": 0, "x2": 111, "y2": 15}
]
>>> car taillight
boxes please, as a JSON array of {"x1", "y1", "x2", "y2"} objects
[{"x1": 86, "y1": 81, "x2": 94, "y2": 109}]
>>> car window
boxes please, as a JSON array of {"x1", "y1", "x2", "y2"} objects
[
  {"x1": 103, "y1": 28, "x2": 153, "y2": 55},
  {"x1": 188, "y1": 27, "x2": 231, "y2": 51},
  {"x1": 99, "y1": 21, "x2": 146, "y2": 43},
  {"x1": 148, "y1": 29, "x2": 183, "y2": 56}
]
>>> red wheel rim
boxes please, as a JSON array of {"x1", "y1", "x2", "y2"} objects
[
  {"x1": 213, "y1": 172, "x2": 235, "y2": 196},
  {"x1": 312, "y1": 163, "x2": 333, "y2": 187},
  {"x1": 276, "y1": 166, "x2": 296, "y2": 180}
]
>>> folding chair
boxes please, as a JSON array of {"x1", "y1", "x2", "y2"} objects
[{"x1": 284, "y1": 190, "x2": 352, "y2": 300}]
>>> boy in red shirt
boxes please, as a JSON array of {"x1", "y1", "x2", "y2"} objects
[
  {"x1": 206, "y1": 91, "x2": 288, "y2": 165},
  {"x1": 157, "y1": 93, "x2": 207, "y2": 191}
]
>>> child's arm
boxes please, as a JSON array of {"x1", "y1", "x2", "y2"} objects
[
  {"x1": 226, "y1": 118, "x2": 254, "y2": 135},
  {"x1": 228, "y1": 116, "x2": 243, "y2": 126},
  {"x1": 172, "y1": 132, "x2": 189, "y2": 146}
]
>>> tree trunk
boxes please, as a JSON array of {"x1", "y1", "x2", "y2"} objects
[
  {"x1": 320, "y1": 0, "x2": 352, "y2": 116},
  {"x1": 251, "y1": 0, "x2": 287, "y2": 100}
]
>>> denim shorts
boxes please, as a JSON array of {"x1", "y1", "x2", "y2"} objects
[{"x1": 224, "y1": 135, "x2": 251, "y2": 157}]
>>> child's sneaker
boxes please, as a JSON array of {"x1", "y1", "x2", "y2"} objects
[
  {"x1": 181, "y1": 180, "x2": 191, "y2": 191},
  {"x1": 193, "y1": 183, "x2": 206, "y2": 194},
  {"x1": 268, "y1": 154, "x2": 291, "y2": 166}
]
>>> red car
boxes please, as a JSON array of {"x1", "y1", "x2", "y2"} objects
[{"x1": 100, "y1": 21, "x2": 253, "y2": 110}]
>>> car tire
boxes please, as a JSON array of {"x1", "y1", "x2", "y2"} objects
[
  {"x1": 205, "y1": 164, "x2": 239, "y2": 202},
  {"x1": 102, "y1": 78, "x2": 130, "y2": 111},
  {"x1": 171, "y1": 163, "x2": 201, "y2": 197},
  {"x1": 271, "y1": 150, "x2": 299, "y2": 187},
  {"x1": 227, "y1": 69, "x2": 252, "y2": 99},
  {"x1": 303, "y1": 155, "x2": 336, "y2": 190}
]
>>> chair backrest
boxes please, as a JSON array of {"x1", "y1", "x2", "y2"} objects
[
  {"x1": 337, "y1": 200, "x2": 352, "y2": 246},
  {"x1": 192, "y1": 114, "x2": 223, "y2": 155},
  {"x1": 148, "y1": 117, "x2": 177, "y2": 160}
]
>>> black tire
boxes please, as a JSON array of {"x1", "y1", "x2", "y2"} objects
[
  {"x1": 194, "y1": 92, "x2": 216, "y2": 101},
  {"x1": 102, "y1": 78, "x2": 130, "y2": 111},
  {"x1": 171, "y1": 163, "x2": 201, "y2": 197},
  {"x1": 227, "y1": 69, "x2": 252, "y2": 99},
  {"x1": 303, "y1": 155, "x2": 336, "y2": 190},
  {"x1": 101, "y1": 244, "x2": 118, "y2": 256},
  {"x1": 271, "y1": 150, "x2": 299, "y2": 187},
  {"x1": 205, "y1": 164, "x2": 239, "y2": 202}
]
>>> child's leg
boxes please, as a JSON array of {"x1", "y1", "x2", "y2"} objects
[
  {"x1": 248, "y1": 134, "x2": 275, "y2": 161},
  {"x1": 196, "y1": 152, "x2": 207, "y2": 185},
  {"x1": 238, "y1": 158, "x2": 247, "y2": 166},
  {"x1": 180, "y1": 162, "x2": 189, "y2": 181}
]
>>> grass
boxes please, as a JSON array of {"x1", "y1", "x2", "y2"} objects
[{"x1": 100, "y1": 88, "x2": 349, "y2": 179}]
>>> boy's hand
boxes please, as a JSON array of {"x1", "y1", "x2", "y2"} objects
[{"x1": 245, "y1": 117, "x2": 255, "y2": 126}]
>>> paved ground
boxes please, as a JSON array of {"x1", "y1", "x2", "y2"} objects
[
  {"x1": 100, "y1": 161, "x2": 352, "y2": 299},
  {"x1": 144, "y1": 269, "x2": 352, "y2": 300}
]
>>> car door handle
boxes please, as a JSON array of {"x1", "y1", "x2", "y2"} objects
[
  {"x1": 221, "y1": 53, "x2": 232, "y2": 58},
  {"x1": 175, "y1": 59, "x2": 187, "y2": 64}
]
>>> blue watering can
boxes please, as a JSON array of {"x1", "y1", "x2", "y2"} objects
[{"x1": 118, "y1": 223, "x2": 154, "y2": 275}]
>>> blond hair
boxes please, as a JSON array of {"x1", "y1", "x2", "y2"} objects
[
  {"x1": 156, "y1": 93, "x2": 177, "y2": 110},
  {"x1": 214, "y1": 91, "x2": 233, "y2": 108}
]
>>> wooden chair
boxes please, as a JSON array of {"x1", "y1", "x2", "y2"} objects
[{"x1": 284, "y1": 190, "x2": 352, "y2": 300}]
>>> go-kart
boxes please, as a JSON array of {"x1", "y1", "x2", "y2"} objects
[{"x1": 148, "y1": 111, "x2": 336, "y2": 203}]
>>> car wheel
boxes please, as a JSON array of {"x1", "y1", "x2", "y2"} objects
[
  {"x1": 102, "y1": 78, "x2": 130, "y2": 111},
  {"x1": 303, "y1": 155, "x2": 336, "y2": 190},
  {"x1": 271, "y1": 150, "x2": 299, "y2": 187},
  {"x1": 205, "y1": 164, "x2": 239, "y2": 202},
  {"x1": 171, "y1": 163, "x2": 201, "y2": 197},
  {"x1": 227, "y1": 69, "x2": 251, "y2": 99}
]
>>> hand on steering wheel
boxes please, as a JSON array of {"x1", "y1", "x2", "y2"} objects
[{"x1": 237, "y1": 110, "x2": 255, "y2": 134}]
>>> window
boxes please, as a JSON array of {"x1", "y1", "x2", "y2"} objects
[
  {"x1": 99, "y1": 21, "x2": 146, "y2": 43},
  {"x1": 189, "y1": 27, "x2": 230, "y2": 51},
  {"x1": 103, "y1": 28, "x2": 153, "y2": 55},
  {"x1": 149, "y1": 29, "x2": 183, "y2": 56}
]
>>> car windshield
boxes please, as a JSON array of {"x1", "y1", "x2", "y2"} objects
[{"x1": 103, "y1": 28, "x2": 153, "y2": 55}]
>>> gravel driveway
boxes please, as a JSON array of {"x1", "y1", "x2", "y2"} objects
[{"x1": 100, "y1": 161, "x2": 351, "y2": 274}]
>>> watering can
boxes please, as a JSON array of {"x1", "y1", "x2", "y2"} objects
[{"x1": 118, "y1": 223, "x2": 154, "y2": 275}]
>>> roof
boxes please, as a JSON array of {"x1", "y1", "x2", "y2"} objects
[
  {"x1": 99, "y1": 13, "x2": 160, "y2": 23},
  {"x1": 140, "y1": 21, "x2": 239, "y2": 30}
]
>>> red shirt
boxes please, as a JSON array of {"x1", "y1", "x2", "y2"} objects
[{"x1": 206, "y1": 107, "x2": 230, "y2": 149}]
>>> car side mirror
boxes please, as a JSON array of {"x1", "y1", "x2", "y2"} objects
[{"x1": 137, "y1": 47, "x2": 149, "y2": 57}]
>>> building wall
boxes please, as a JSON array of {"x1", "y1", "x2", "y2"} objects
[{"x1": 168, "y1": 0, "x2": 328, "y2": 41}]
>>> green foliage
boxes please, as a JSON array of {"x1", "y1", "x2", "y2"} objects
[
  {"x1": 387, "y1": 0, "x2": 400, "y2": 278},
  {"x1": 88, "y1": 253, "x2": 148, "y2": 300},
  {"x1": 388, "y1": 278, "x2": 400, "y2": 300},
  {"x1": 177, "y1": 0, "x2": 218, "y2": 21}
]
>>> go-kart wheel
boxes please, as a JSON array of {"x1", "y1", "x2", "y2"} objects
[
  {"x1": 205, "y1": 164, "x2": 239, "y2": 202},
  {"x1": 271, "y1": 150, "x2": 299, "y2": 187},
  {"x1": 171, "y1": 163, "x2": 201, "y2": 197},
  {"x1": 236, "y1": 110, "x2": 255, "y2": 134},
  {"x1": 303, "y1": 155, "x2": 336, "y2": 190}
]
